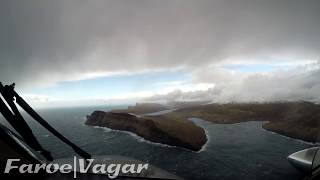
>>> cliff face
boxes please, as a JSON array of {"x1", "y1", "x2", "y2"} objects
[
  {"x1": 85, "y1": 111, "x2": 207, "y2": 151},
  {"x1": 86, "y1": 101, "x2": 319, "y2": 151}
]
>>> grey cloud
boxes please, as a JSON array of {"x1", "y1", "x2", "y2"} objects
[
  {"x1": 0, "y1": 0, "x2": 320, "y2": 93},
  {"x1": 147, "y1": 61, "x2": 320, "y2": 103},
  {"x1": 0, "y1": 0, "x2": 320, "y2": 105}
]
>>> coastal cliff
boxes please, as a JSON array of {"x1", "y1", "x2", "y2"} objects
[
  {"x1": 86, "y1": 101, "x2": 319, "y2": 151},
  {"x1": 85, "y1": 111, "x2": 207, "y2": 151},
  {"x1": 165, "y1": 101, "x2": 320, "y2": 143},
  {"x1": 112, "y1": 101, "x2": 320, "y2": 143}
]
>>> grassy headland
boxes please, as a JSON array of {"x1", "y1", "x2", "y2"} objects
[{"x1": 113, "y1": 101, "x2": 320, "y2": 143}]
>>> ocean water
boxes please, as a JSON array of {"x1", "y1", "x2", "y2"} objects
[{"x1": 0, "y1": 106, "x2": 314, "y2": 180}]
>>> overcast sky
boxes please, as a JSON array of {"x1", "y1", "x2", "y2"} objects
[{"x1": 1, "y1": 0, "x2": 320, "y2": 107}]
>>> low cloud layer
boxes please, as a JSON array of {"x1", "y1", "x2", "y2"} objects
[
  {"x1": 1, "y1": 0, "x2": 320, "y2": 104},
  {"x1": 146, "y1": 61, "x2": 320, "y2": 103}
]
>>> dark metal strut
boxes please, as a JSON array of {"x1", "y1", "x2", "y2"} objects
[{"x1": 0, "y1": 82, "x2": 91, "y2": 161}]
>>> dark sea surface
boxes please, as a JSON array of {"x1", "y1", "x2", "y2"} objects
[{"x1": 0, "y1": 106, "x2": 313, "y2": 180}]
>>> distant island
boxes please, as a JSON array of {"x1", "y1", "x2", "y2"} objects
[{"x1": 86, "y1": 101, "x2": 320, "y2": 151}]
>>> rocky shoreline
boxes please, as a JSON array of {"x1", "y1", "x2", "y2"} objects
[
  {"x1": 166, "y1": 101, "x2": 320, "y2": 144},
  {"x1": 86, "y1": 101, "x2": 320, "y2": 151},
  {"x1": 85, "y1": 111, "x2": 208, "y2": 151}
]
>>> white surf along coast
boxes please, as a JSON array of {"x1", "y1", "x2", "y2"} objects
[{"x1": 88, "y1": 109, "x2": 210, "y2": 152}]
